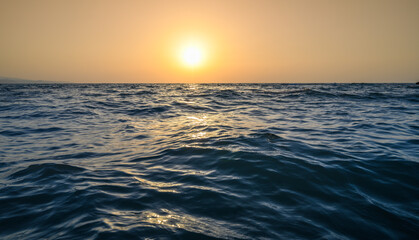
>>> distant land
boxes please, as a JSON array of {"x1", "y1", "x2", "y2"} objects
[
  {"x1": 0, "y1": 77, "x2": 58, "y2": 84},
  {"x1": 0, "y1": 76, "x2": 417, "y2": 84}
]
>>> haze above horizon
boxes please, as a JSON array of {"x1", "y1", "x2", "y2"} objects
[{"x1": 1, "y1": 0, "x2": 419, "y2": 83}]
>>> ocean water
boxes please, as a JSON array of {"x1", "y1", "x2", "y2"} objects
[{"x1": 0, "y1": 83, "x2": 418, "y2": 239}]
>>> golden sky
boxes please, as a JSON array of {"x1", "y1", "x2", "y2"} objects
[{"x1": 1, "y1": 0, "x2": 418, "y2": 83}]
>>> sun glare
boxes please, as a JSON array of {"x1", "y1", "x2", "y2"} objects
[{"x1": 179, "y1": 43, "x2": 205, "y2": 68}]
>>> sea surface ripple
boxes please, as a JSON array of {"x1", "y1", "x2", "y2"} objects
[{"x1": 0, "y1": 83, "x2": 418, "y2": 239}]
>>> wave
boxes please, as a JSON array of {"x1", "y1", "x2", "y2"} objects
[{"x1": 0, "y1": 83, "x2": 418, "y2": 239}]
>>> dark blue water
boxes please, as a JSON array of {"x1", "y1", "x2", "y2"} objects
[{"x1": 0, "y1": 83, "x2": 418, "y2": 239}]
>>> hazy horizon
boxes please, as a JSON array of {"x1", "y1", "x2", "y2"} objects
[
  {"x1": 0, "y1": 76, "x2": 417, "y2": 84},
  {"x1": 1, "y1": 0, "x2": 419, "y2": 83}
]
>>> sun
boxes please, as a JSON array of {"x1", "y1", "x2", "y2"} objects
[{"x1": 179, "y1": 43, "x2": 206, "y2": 68}]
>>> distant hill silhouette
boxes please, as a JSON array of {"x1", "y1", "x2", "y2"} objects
[{"x1": 0, "y1": 77, "x2": 57, "y2": 84}]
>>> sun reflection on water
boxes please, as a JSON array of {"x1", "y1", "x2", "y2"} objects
[
  {"x1": 133, "y1": 176, "x2": 180, "y2": 193},
  {"x1": 102, "y1": 209, "x2": 249, "y2": 239}
]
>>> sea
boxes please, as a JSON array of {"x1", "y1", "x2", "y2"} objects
[{"x1": 0, "y1": 83, "x2": 418, "y2": 239}]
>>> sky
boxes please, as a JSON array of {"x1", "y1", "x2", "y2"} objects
[{"x1": 1, "y1": 0, "x2": 418, "y2": 83}]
